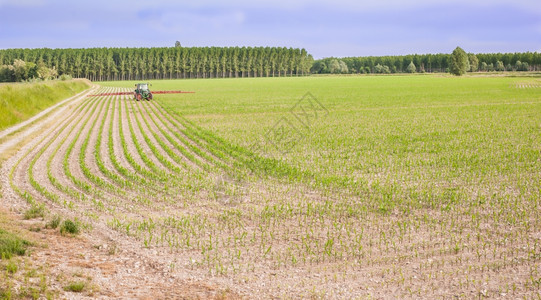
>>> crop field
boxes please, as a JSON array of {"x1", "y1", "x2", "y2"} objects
[{"x1": 2, "y1": 75, "x2": 541, "y2": 298}]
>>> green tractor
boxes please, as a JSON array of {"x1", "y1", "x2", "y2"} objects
[{"x1": 134, "y1": 83, "x2": 153, "y2": 101}]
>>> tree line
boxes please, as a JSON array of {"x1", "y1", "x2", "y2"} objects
[
  {"x1": 1, "y1": 46, "x2": 539, "y2": 82},
  {"x1": 0, "y1": 59, "x2": 60, "y2": 82},
  {"x1": 0, "y1": 47, "x2": 314, "y2": 82},
  {"x1": 312, "y1": 51, "x2": 541, "y2": 74}
]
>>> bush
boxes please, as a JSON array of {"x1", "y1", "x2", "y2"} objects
[
  {"x1": 60, "y1": 219, "x2": 80, "y2": 236},
  {"x1": 6, "y1": 260, "x2": 18, "y2": 273},
  {"x1": 0, "y1": 60, "x2": 58, "y2": 82},
  {"x1": 59, "y1": 74, "x2": 72, "y2": 81},
  {"x1": 46, "y1": 215, "x2": 61, "y2": 229},
  {"x1": 64, "y1": 281, "x2": 85, "y2": 292},
  {"x1": 23, "y1": 204, "x2": 45, "y2": 220}
]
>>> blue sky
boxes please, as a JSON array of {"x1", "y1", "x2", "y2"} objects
[{"x1": 0, "y1": 0, "x2": 539, "y2": 58}]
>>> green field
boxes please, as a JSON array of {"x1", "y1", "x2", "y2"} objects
[
  {"x1": 8, "y1": 74, "x2": 539, "y2": 297},
  {"x1": 101, "y1": 75, "x2": 541, "y2": 202}
]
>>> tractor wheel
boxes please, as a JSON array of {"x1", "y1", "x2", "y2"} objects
[
  {"x1": 137, "y1": 94, "x2": 142, "y2": 101},
  {"x1": 147, "y1": 94, "x2": 153, "y2": 101}
]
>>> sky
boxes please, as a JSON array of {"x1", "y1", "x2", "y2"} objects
[{"x1": 0, "y1": 0, "x2": 540, "y2": 58}]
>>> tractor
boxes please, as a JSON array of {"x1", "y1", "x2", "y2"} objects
[
  {"x1": 88, "y1": 84, "x2": 194, "y2": 98},
  {"x1": 134, "y1": 83, "x2": 153, "y2": 101}
]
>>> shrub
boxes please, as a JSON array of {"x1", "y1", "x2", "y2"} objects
[
  {"x1": 64, "y1": 281, "x2": 85, "y2": 292},
  {"x1": 6, "y1": 260, "x2": 18, "y2": 273},
  {"x1": 59, "y1": 74, "x2": 72, "y2": 81},
  {"x1": 60, "y1": 219, "x2": 80, "y2": 236},
  {"x1": 46, "y1": 215, "x2": 61, "y2": 229},
  {"x1": 23, "y1": 204, "x2": 45, "y2": 220}
]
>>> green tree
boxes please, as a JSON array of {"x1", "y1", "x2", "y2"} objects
[
  {"x1": 406, "y1": 61, "x2": 416, "y2": 73},
  {"x1": 328, "y1": 59, "x2": 341, "y2": 74},
  {"x1": 311, "y1": 60, "x2": 327, "y2": 74},
  {"x1": 339, "y1": 60, "x2": 348, "y2": 73},
  {"x1": 495, "y1": 61, "x2": 505, "y2": 71},
  {"x1": 374, "y1": 64, "x2": 390, "y2": 74},
  {"x1": 13, "y1": 59, "x2": 28, "y2": 81},
  {"x1": 515, "y1": 60, "x2": 522, "y2": 71},
  {"x1": 468, "y1": 53, "x2": 478, "y2": 72},
  {"x1": 36, "y1": 61, "x2": 54, "y2": 80},
  {"x1": 449, "y1": 47, "x2": 469, "y2": 76},
  {"x1": 0, "y1": 65, "x2": 15, "y2": 82},
  {"x1": 480, "y1": 62, "x2": 487, "y2": 72}
]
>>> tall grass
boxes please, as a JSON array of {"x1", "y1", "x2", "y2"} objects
[{"x1": 0, "y1": 80, "x2": 90, "y2": 131}]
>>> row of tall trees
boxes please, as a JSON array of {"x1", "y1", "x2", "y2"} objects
[
  {"x1": 312, "y1": 51, "x2": 541, "y2": 74},
  {"x1": 0, "y1": 47, "x2": 314, "y2": 81}
]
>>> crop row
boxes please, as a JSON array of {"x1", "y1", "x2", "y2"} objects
[{"x1": 7, "y1": 87, "x2": 540, "y2": 297}]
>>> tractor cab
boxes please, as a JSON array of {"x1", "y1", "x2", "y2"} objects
[{"x1": 134, "y1": 83, "x2": 153, "y2": 101}]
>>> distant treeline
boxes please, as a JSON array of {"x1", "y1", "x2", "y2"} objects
[
  {"x1": 0, "y1": 47, "x2": 313, "y2": 82},
  {"x1": 2, "y1": 47, "x2": 540, "y2": 82},
  {"x1": 312, "y1": 52, "x2": 541, "y2": 74}
]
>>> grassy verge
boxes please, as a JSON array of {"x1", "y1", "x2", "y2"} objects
[{"x1": 0, "y1": 79, "x2": 90, "y2": 131}]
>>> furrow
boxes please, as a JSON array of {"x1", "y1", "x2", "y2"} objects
[
  {"x1": 140, "y1": 99, "x2": 211, "y2": 172},
  {"x1": 108, "y1": 94, "x2": 152, "y2": 188},
  {"x1": 129, "y1": 97, "x2": 184, "y2": 175},
  {"x1": 146, "y1": 99, "x2": 231, "y2": 173},
  {"x1": 118, "y1": 93, "x2": 164, "y2": 182},
  {"x1": 134, "y1": 98, "x2": 198, "y2": 174}
]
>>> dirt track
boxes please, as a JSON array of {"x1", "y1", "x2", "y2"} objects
[{"x1": 1, "y1": 87, "x2": 540, "y2": 299}]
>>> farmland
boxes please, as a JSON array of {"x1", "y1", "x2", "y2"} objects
[{"x1": 2, "y1": 75, "x2": 541, "y2": 298}]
